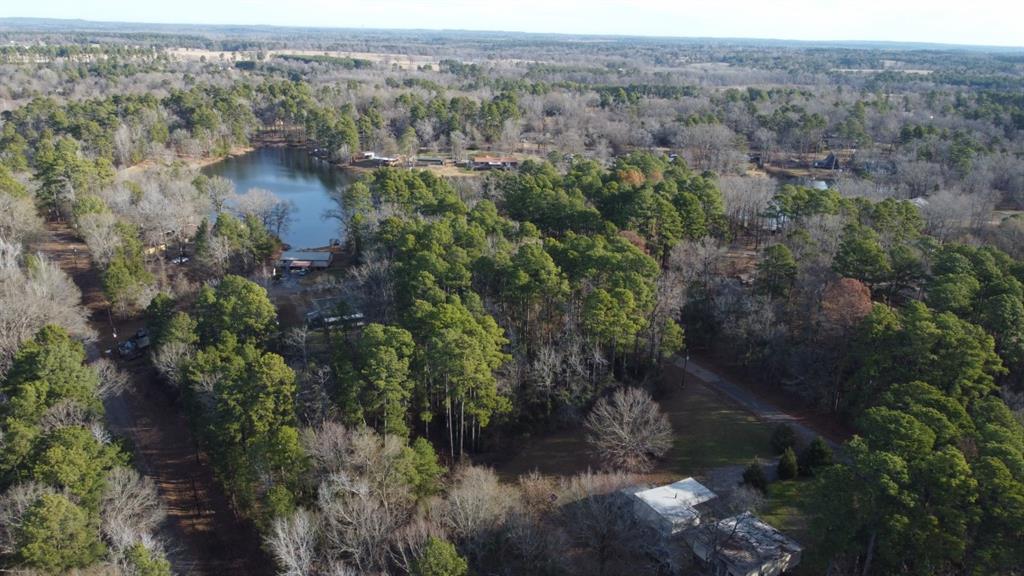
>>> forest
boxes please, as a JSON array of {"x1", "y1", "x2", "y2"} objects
[{"x1": 0, "y1": 17, "x2": 1023, "y2": 576}]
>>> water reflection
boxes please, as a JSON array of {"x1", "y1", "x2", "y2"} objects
[{"x1": 203, "y1": 147, "x2": 351, "y2": 250}]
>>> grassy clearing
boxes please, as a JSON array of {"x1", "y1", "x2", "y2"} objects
[
  {"x1": 659, "y1": 377, "x2": 775, "y2": 475},
  {"x1": 495, "y1": 373, "x2": 777, "y2": 481},
  {"x1": 760, "y1": 479, "x2": 828, "y2": 575}
]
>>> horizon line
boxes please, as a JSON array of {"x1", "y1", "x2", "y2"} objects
[{"x1": 2, "y1": 16, "x2": 1023, "y2": 52}]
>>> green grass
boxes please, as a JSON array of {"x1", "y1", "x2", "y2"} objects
[
  {"x1": 660, "y1": 381, "x2": 775, "y2": 474},
  {"x1": 496, "y1": 377, "x2": 777, "y2": 481},
  {"x1": 760, "y1": 479, "x2": 828, "y2": 575}
]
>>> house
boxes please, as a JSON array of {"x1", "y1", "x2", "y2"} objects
[
  {"x1": 360, "y1": 151, "x2": 401, "y2": 167},
  {"x1": 471, "y1": 155, "x2": 519, "y2": 170},
  {"x1": 684, "y1": 512, "x2": 802, "y2": 576},
  {"x1": 276, "y1": 250, "x2": 334, "y2": 270},
  {"x1": 627, "y1": 478, "x2": 718, "y2": 536},
  {"x1": 812, "y1": 152, "x2": 840, "y2": 170},
  {"x1": 416, "y1": 157, "x2": 452, "y2": 167}
]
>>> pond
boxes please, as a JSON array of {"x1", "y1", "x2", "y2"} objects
[{"x1": 203, "y1": 147, "x2": 352, "y2": 250}]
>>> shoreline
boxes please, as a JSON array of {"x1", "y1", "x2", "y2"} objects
[{"x1": 119, "y1": 145, "x2": 256, "y2": 176}]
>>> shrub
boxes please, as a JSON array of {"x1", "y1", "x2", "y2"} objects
[
  {"x1": 770, "y1": 423, "x2": 797, "y2": 454},
  {"x1": 742, "y1": 462, "x2": 768, "y2": 492},
  {"x1": 415, "y1": 536, "x2": 468, "y2": 576},
  {"x1": 799, "y1": 436, "x2": 834, "y2": 476},
  {"x1": 777, "y1": 447, "x2": 798, "y2": 480}
]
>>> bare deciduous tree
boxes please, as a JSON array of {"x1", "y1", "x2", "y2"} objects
[
  {"x1": 0, "y1": 194, "x2": 44, "y2": 245},
  {"x1": 92, "y1": 357, "x2": 131, "y2": 399},
  {"x1": 440, "y1": 466, "x2": 517, "y2": 561},
  {"x1": 78, "y1": 211, "x2": 122, "y2": 267},
  {"x1": 557, "y1": 470, "x2": 661, "y2": 576},
  {"x1": 0, "y1": 239, "x2": 94, "y2": 373},
  {"x1": 267, "y1": 508, "x2": 319, "y2": 576},
  {"x1": 232, "y1": 187, "x2": 296, "y2": 237},
  {"x1": 100, "y1": 467, "x2": 166, "y2": 552},
  {"x1": 39, "y1": 399, "x2": 91, "y2": 433},
  {"x1": 584, "y1": 387, "x2": 673, "y2": 472},
  {"x1": 151, "y1": 341, "x2": 194, "y2": 390}
]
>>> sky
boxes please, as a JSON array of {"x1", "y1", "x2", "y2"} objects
[{"x1": 4, "y1": 0, "x2": 1022, "y2": 48}]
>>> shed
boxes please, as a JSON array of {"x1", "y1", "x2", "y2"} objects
[
  {"x1": 629, "y1": 478, "x2": 718, "y2": 536},
  {"x1": 277, "y1": 250, "x2": 334, "y2": 270},
  {"x1": 813, "y1": 152, "x2": 840, "y2": 170},
  {"x1": 685, "y1": 512, "x2": 802, "y2": 576},
  {"x1": 471, "y1": 155, "x2": 519, "y2": 170}
]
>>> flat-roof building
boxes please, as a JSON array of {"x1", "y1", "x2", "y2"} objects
[
  {"x1": 277, "y1": 250, "x2": 334, "y2": 269},
  {"x1": 628, "y1": 477, "x2": 718, "y2": 536}
]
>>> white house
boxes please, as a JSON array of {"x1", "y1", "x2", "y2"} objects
[{"x1": 628, "y1": 478, "x2": 718, "y2": 536}]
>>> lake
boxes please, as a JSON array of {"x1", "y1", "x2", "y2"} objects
[{"x1": 203, "y1": 147, "x2": 351, "y2": 250}]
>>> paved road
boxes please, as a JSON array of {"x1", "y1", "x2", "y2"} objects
[
  {"x1": 39, "y1": 222, "x2": 272, "y2": 576},
  {"x1": 676, "y1": 356, "x2": 843, "y2": 452}
]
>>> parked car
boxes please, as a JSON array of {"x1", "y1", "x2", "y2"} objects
[{"x1": 117, "y1": 328, "x2": 151, "y2": 360}]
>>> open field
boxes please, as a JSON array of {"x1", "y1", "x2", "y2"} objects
[
  {"x1": 496, "y1": 361, "x2": 776, "y2": 481},
  {"x1": 167, "y1": 47, "x2": 442, "y2": 69}
]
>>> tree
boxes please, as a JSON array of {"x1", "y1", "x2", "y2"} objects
[
  {"x1": 0, "y1": 244, "x2": 93, "y2": 371},
  {"x1": 102, "y1": 223, "x2": 153, "y2": 315},
  {"x1": 1, "y1": 325, "x2": 103, "y2": 475},
  {"x1": 32, "y1": 426, "x2": 125, "y2": 511},
  {"x1": 408, "y1": 293, "x2": 510, "y2": 458},
  {"x1": 756, "y1": 244, "x2": 797, "y2": 298},
  {"x1": 267, "y1": 508, "x2": 317, "y2": 576},
  {"x1": 344, "y1": 323, "x2": 416, "y2": 437},
  {"x1": 123, "y1": 542, "x2": 172, "y2": 576},
  {"x1": 584, "y1": 387, "x2": 672, "y2": 472},
  {"x1": 742, "y1": 462, "x2": 768, "y2": 492},
  {"x1": 777, "y1": 447, "x2": 798, "y2": 480},
  {"x1": 196, "y1": 275, "x2": 277, "y2": 345},
  {"x1": 832, "y1": 224, "x2": 891, "y2": 289},
  {"x1": 187, "y1": 336, "x2": 303, "y2": 520},
  {"x1": 415, "y1": 536, "x2": 468, "y2": 576},
  {"x1": 101, "y1": 467, "x2": 166, "y2": 552},
  {"x1": 15, "y1": 493, "x2": 106, "y2": 573},
  {"x1": 403, "y1": 437, "x2": 445, "y2": 500},
  {"x1": 769, "y1": 424, "x2": 796, "y2": 454},
  {"x1": 0, "y1": 190, "x2": 43, "y2": 245},
  {"x1": 799, "y1": 436, "x2": 834, "y2": 475}
]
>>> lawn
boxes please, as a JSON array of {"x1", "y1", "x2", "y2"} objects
[
  {"x1": 760, "y1": 479, "x2": 828, "y2": 575},
  {"x1": 659, "y1": 376, "x2": 775, "y2": 475},
  {"x1": 495, "y1": 366, "x2": 777, "y2": 481}
]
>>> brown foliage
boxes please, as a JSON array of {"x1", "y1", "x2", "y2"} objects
[{"x1": 819, "y1": 278, "x2": 873, "y2": 332}]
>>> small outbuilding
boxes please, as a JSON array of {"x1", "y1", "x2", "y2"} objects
[
  {"x1": 813, "y1": 152, "x2": 840, "y2": 170},
  {"x1": 471, "y1": 155, "x2": 519, "y2": 170},
  {"x1": 684, "y1": 512, "x2": 802, "y2": 576},
  {"x1": 277, "y1": 250, "x2": 334, "y2": 270},
  {"x1": 627, "y1": 478, "x2": 718, "y2": 536}
]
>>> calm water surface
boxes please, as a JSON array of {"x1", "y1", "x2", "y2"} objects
[{"x1": 203, "y1": 147, "x2": 351, "y2": 250}]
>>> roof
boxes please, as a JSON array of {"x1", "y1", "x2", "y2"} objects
[
  {"x1": 705, "y1": 512, "x2": 802, "y2": 572},
  {"x1": 472, "y1": 155, "x2": 518, "y2": 163},
  {"x1": 279, "y1": 251, "x2": 333, "y2": 263},
  {"x1": 634, "y1": 478, "x2": 717, "y2": 526}
]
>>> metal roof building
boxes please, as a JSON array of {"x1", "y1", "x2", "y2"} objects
[
  {"x1": 276, "y1": 250, "x2": 334, "y2": 269},
  {"x1": 685, "y1": 512, "x2": 803, "y2": 576},
  {"x1": 629, "y1": 478, "x2": 718, "y2": 536}
]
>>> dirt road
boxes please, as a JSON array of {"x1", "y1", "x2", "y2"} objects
[
  {"x1": 37, "y1": 222, "x2": 272, "y2": 576},
  {"x1": 676, "y1": 355, "x2": 845, "y2": 452}
]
